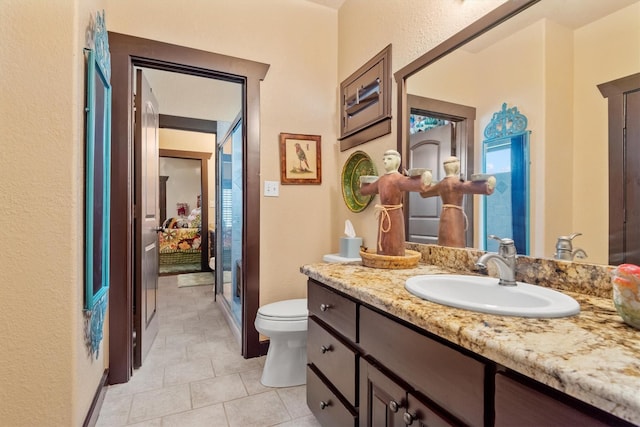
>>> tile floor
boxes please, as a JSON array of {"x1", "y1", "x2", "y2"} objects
[{"x1": 96, "y1": 275, "x2": 320, "y2": 427}]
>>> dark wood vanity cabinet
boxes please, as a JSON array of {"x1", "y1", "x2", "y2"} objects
[{"x1": 307, "y1": 278, "x2": 632, "y2": 427}]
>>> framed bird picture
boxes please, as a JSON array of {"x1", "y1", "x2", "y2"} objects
[{"x1": 279, "y1": 133, "x2": 322, "y2": 184}]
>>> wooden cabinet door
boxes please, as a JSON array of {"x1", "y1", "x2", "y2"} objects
[
  {"x1": 360, "y1": 359, "x2": 456, "y2": 427},
  {"x1": 359, "y1": 359, "x2": 407, "y2": 427},
  {"x1": 360, "y1": 306, "x2": 485, "y2": 426},
  {"x1": 495, "y1": 372, "x2": 614, "y2": 427},
  {"x1": 404, "y1": 392, "x2": 457, "y2": 427}
]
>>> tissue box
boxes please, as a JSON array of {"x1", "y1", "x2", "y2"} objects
[{"x1": 340, "y1": 237, "x2": 362, "y2": 258}]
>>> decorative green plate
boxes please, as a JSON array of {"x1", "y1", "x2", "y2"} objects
[{"x1": 341, "y1": 151, "x2": 377, "y2": 212}]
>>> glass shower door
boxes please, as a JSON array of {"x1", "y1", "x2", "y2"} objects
[{"x1": 217, "y1": 118, "x2": 243, "y2": 327}]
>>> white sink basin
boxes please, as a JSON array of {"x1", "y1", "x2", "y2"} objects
[{"x1": 405, "y1": 274, "x2": 580, "y2": 318}]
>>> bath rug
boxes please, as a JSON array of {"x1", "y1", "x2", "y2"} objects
[{"x1": 177, "y1": 272, "x2": 214, "y2": 287}]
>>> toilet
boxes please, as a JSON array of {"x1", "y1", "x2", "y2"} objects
[{"x1": 254, "y1": 298, "x2": 308, "y2": 387}]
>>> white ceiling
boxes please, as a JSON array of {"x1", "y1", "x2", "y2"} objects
[{"x1": 140, "y1": 68, "x2": 242, "y2": 123}]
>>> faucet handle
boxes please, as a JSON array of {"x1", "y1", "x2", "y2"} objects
[
  {"x1": 558, "y1": 232, "x2": 582, "y2": 241},
  {"x1": 489, "y1": 235, "x2": 516, "y2": 257},
  {"x1": 489, "y1": 235, "x2": 514, "y2": 244},
  {"x1": 556, "y1": 233, "x2": 582, "y2": 251}
]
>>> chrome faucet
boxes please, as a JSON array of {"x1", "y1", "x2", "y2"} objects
[
  {"x1": 476, "y1": 235, "x2": 517, "y2": 286},
  {"x1": 554, "y1": 233, "x2": 588, "y2": 261}
]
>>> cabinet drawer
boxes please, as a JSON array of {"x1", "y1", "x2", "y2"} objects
[
  {"x1": 360, "y1": 306, "x2": 485, "y2": 427},
  {"x1": 308, "y1": 317, "x2": 358, "y2": 406},
  {"x1": 307, "y1": 366, "x2": 357, "y2": 427},
  {"x1": 308, "y1": 279, "x2": 357, "y2": 342},
  {"x1": 495, "y1": 372, "x2": 613, "y2": 427}
]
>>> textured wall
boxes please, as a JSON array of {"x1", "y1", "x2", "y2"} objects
[
  {"x1": 337, "y1": 0, "x2": 506, "y2": 255},
  {"x1": 0, "y1": 0, "x2": 107, "y2": 425}
]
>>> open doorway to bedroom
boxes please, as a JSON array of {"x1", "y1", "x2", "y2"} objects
[
  {"x1": 109, "y1": 31, "x2": 269, "y2": 384},
  {"x1": 159, "y1": 151, "x2": 212, "y2": 275}
]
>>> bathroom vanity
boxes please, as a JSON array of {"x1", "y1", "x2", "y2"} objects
[{"x1": 302, "y1": 256, "x2": 640, "y2": 426}]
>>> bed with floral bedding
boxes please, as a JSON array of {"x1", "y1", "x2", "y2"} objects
[{"x1": 159, "y1": 217, "x2": 202, "y2": 266}]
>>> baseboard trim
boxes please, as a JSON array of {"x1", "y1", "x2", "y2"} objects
[
  {"x1": 83, "y1": 369, "x2": 109, "y2": 427},
  {"x1": 259, "y1": 339, "x2": 269, "y2": 356}
]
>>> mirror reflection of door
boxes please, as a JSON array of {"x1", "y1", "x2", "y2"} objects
[
  {"x1": 405, "y1": 95, "x2": 477, "y2": 247},
  {"x1": 408, "y1": 121, "x2": 453, "y2": 244}
]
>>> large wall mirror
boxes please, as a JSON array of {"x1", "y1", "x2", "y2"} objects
[
  {"x1": 396, "y1": 0, "x2": 640, "y2": 265},
  {"x1": 84, "y1": 10, "x2": 111, "y2": 358}
]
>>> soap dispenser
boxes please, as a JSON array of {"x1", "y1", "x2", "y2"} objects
[{"x1": 554, "y1": 233, "x2": 587, "y2": 261}]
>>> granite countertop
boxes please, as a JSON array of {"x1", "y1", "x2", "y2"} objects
[{"x1": 300, "y1": 261, "x2": 640, "y2": 425}]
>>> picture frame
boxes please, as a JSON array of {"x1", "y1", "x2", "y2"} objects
[
  {"x1": 279, "y1": 133, "x2": 322, "y2": 184},
  {"x1": 84, "y1": 11, "x2": 112, "y2": 311}
]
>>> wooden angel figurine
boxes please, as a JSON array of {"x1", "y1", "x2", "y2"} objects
[{"x1": 419, "y1": 156, "x2": 495, "y2": 248}]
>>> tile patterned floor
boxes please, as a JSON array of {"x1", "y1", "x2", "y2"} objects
[{"x1": 96, "y1": 275, "x2": 320, "y2": 427}]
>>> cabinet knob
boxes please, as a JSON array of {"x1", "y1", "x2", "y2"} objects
[
  {"x1": 319, "y1": 400, "x2": 331, "y2": 410},
  {"x1": 389, "y1": 400, "x2": 401, "y2": 413},
  {"x1": 403, "y1": 411, "x2": 416, "y2": 425},
  {"x1": 320, "y1": 345, "x2": 332, "y2": 354},
  {"x1": 320, "y1": 303, "x2": 332, "y2": 312}
]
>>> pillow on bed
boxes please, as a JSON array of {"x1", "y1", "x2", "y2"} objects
[{"x1": 163, "y1": 217, "x2": 190, "y2": 229}]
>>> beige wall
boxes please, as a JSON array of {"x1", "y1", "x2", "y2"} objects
[
  {"x1": 104, "y1": 0, "x2": 339, "y2": 305},
  {"x1": 573, "y1": 2, "x2": 640, "y2": 263},
  {"x1": 337, "y1": 0, "x2": 506, "y2": 255},
  {"x1": 1, "y1": 0, "x2": 107, "y2": 425}
]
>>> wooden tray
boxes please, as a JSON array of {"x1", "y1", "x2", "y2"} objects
[{"x1": 360, "y1": 248, "x2": 421, "y2": 269}]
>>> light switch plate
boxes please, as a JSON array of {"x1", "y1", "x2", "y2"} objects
[{"x1": 264, "y1": 180, "x2": 279, "y2": 197}]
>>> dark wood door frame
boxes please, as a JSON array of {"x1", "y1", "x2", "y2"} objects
[
  {"x1": 108, "y1": 32, "x2": 269, "y2": 384},
  {"x1": 159, "y1": 148, "x2": 213, "y2": 272},
  {"x1": 599, "y1": 72, "x2": 640, "y2": 265}
]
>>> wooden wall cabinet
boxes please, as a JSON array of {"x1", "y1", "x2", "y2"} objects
[{"x1": 339, "y1": 45, "x2": 392, "y2": 151}]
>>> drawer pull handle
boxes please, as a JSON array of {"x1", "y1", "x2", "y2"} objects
[
  {"x1": 403, "y1": 411, "x2": 416, "y2": 425},
  {"x1": 389, "y1": 400, "x2": 402, "y2": 413},
  {"x1": 320, "y1": 345, "x2": 332, "y2": 354},
  {"x1": 320, "y1": 400, "x2": 331, "y2": 410},
  {"x1": 320, "y1": 303, "x2": 332, "y2": 312}
]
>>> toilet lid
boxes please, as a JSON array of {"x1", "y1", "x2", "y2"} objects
[{"x1": 258, "y1": 298, "x2": 307, "y2": 320}]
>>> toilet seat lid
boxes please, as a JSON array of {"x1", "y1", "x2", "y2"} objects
[{"x1": 258, "y1": 298, "x2": 307, "y2": 319}]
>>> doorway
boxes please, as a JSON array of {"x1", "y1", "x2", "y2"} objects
[
  {"x1": 108, "y1": 32, "x2": 269, "y2": 384},
  {"x1": 599, "y1": 73, "x2": 640, "y2": 265},
  {"x1": 404, "y1": 94, "x2": 477, "y2": 247},
  {"x1": 159, "y1": 149, "x2": 213, "y2": 275}
]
